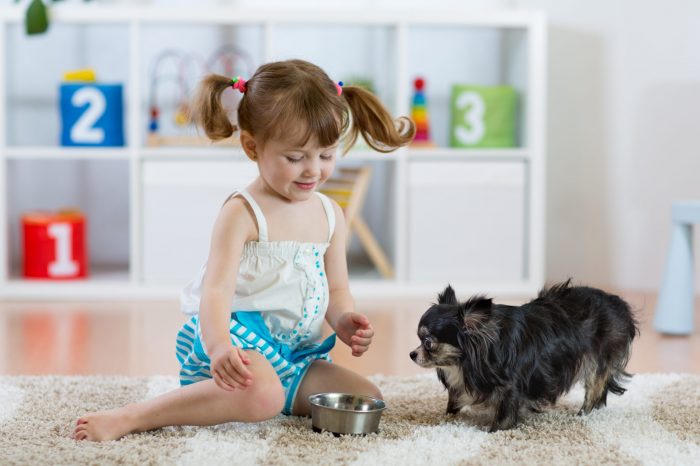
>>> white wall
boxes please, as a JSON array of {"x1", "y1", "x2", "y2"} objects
[{"x1": 512, "y1": 0, "x2": 700, "y2": 292}]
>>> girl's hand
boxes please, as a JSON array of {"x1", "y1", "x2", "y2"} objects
[
  {"x1": 336, "y1": 312, "x2": 374, "y2": 357},
  {"x1": 209, "y1": 344, "x2": 254, "y2": 391}
]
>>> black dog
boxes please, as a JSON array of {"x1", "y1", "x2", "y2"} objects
[{"x1": 410, "y1": 280, "x2": 638, "y2": 432}]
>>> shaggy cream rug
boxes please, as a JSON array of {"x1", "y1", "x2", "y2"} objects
[{"x1": 1, "y1": 373, "x2": 699, "y2": 465}]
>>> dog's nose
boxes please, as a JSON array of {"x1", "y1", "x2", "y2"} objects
[{"x1": 409, "y1": 351, "x2": 417, "y2": 361}]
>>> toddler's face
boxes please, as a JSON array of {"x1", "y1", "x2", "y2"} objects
[{"x1": 257, "y1": 134, "x2": 338, "y2": 202}]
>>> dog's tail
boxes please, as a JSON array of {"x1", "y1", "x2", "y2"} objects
[{"x1": 536, "y1": 278, "x2": 573, "y2": 299}]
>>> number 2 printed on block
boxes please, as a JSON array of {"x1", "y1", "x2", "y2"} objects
[{"x1": 60, "y1": 83, "x2": 125, "y2": 147}]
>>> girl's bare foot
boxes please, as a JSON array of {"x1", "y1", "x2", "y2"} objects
[{"x1": 72, "y1": 405, "x2": 140, "y2": 442}]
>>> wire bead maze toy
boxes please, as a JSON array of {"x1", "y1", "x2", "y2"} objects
[{"x1": 147, "y1": 45, "x2": 255, "y2": 147}]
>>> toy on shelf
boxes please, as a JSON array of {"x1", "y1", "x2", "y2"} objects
[
  {"x1": 63, "y1": 68, "x2": 97, "y2": 82},
  {"x1": 22, "y1": 209, "x2": 88, "y2": 280},
  {"x1": 450, "y1": 84, "x2": 517, "y2": 148},
  {"x1": 60, "y1": 68, "x2": 124, "y2": 147},
  {"x1": 410, "y1": 77, "x2": 436, "y2": 148},
  {"x1": 345, "y1": 76, "x2": 375, "y2": 94},
  {"x1": 320, "y1": 166, "x2": 394, "y2": 279},
  {"x1": 147, "y1": 45, "x2": 254, "y2": 147}
]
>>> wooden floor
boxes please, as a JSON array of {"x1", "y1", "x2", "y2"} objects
[{"x1": 0, "y1": 291, "x2": 698, "y2": 377}]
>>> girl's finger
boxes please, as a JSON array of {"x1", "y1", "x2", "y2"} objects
[
  {"x1": 222, "y1": 360, "x2": 248, "y2": 389},
  {"x1": 238, "y1": 349, "x2": 251, "y2": 365},
  {"x1": 351, "y1": 336, "x2": 372, "y2": 346},
  {"x1": 356, "y1": 328, "x2": 374, "y2": 339},
  {"x1": 213, "y1": 370, "x2": 236, "y2": 391},
  {"x1": 216, "y1": 369, "x2": 237, "y2": 391},
  {"x1": 351, "y1": 313, "x2": 371, "y2": 328},
  {"x1": 230, "y1": 353, "x2": 254, "y2": 382},
  {"x1": 352, "y1": 344, "x2": 369, "y2": 354}
]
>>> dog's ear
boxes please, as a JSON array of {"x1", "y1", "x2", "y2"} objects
[
  {"x1": 460, "y1": 297, "x2": 493, "y2": 331},
  {"x1": 437, "y1": 285, "x2": 458, "y2": 305}
]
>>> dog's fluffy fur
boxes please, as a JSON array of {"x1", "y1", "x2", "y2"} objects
[{"x1": 410, "y1": 280, "x2": 638, "y2": 432}]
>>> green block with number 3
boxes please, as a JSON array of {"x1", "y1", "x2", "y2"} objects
[{"x1": 450, "y1": 84, "x2": 517, "y2": 148}]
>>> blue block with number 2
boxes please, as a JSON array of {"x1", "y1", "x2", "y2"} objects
[{"x1": 60, "y1": 83, "x2": 124, "y2": 147}]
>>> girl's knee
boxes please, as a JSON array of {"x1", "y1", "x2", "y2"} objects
[
  {"x1": 366, "y1": 383, "x2": 383, "y2": 401},
  {"x1": 355, "y1": 379, "x2": 382, "y2": 400},
  {"x1": 246, "y1": 380, "x2": 285, "y2": 420}
]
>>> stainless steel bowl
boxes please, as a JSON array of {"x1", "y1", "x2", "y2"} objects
[{"x1": 308, "y1": 393, "x2": 387, "y2": 435}]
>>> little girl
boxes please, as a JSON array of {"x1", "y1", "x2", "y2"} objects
[{"x1": 73, "y1": 59, "x2": 415, "y2": 441}]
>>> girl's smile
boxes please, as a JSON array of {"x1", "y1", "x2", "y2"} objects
[{"x1": 294, "y1": 181, "x2": 317, "y2": 191}]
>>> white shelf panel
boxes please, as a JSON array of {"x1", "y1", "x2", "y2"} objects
[
  {"x1": 407, "y1": 147, "x2": 528, "y2": 161},
  {"x1": 140, "y1": 147, "x2": 247, "y2": 160},
  {"x1": 139, "y1": 147, "x2": 398, "y2": 162},
  {"x1": 2, "y1": 265, "x2": 132, "y2": 299},
  {"x1": 348, "y1": 278, "x2": 539, "y2": 299},
  {"x1": 0, "y1": 282, "x2": 147, "y2": 300},
  {"x1": 0, "y1": 6, "x2": 542, "y2": 28},
  {"x1": 341, "y1": 149, "x2": 400, "y2": 161},
  {"x1": 0, "y1": 277, "x2": 538, "y2": 301},
  {"x1": 4, "y1": 147, "x2": 130, "y2": 160}
]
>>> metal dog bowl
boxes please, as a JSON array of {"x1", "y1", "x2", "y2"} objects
[{"x1": 308, "y1": 393, "x2": 387, "y2": 435}]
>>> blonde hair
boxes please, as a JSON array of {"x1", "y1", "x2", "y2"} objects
[{"x1": 190, "y1": 59, "x2": 415, "y2": 154}]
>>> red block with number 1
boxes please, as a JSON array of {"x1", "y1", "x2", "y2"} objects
[{"x1": 22, "y1": 210, "x2": 88, "y2": 279}]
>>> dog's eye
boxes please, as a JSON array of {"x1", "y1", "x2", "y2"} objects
[{"x1": 423, "y1": 338, "x2": 435, "y2": 351}]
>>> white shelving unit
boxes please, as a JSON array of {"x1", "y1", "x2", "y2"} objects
[{"x1": 0, "y1": 5, "x2": 546, "y2": 299}]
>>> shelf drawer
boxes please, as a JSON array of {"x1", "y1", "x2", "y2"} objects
[
  {"x1": 142, "y1": 161, "x2": 257, "y2": 284},
  {"x1": 407, "y1": 161, "x2": 525, "y2": 283}
]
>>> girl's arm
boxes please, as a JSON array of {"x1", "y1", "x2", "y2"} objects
[
  {"x1": 324, "y1": 201, "x2": 374, "y2": 357},
  {"x1": 199, "y1": 196, "x2": 257, "y2": 388}
]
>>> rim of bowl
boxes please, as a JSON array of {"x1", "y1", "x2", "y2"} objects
[{"x1": 308, "y1": 393, "x2": 387, "y2": 413}]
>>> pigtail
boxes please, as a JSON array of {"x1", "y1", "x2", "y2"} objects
[
  {"x1": 341, "y1": 85, "x2": 416, "y2": 153},
  {"x1": 189, "y1": 74, "x2": 239, "y2": 141}
]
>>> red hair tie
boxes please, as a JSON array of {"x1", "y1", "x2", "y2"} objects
[{"x1": 231, "y1": 76, "x2": 246, "y2": 93}]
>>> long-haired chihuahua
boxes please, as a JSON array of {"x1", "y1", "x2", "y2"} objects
[{"x1": 410, "y1": 280, "x2": 638, "y2": 432}]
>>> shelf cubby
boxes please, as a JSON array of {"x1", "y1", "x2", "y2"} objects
[
  {"x1": 0, "y1": 5, "x2": 546, "y2": 299},
  {"x1": 5, "y1": 158, "x2": 130, "y2": 283},
  {"x1": 4, "y1": 22, "x2": 130, "y2": 147}
]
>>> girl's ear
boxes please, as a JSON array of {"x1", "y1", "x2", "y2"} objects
[{"x1": 240, "y1": 131, "x2": 258, "y2": 161}]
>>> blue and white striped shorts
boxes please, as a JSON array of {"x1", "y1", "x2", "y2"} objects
[{"x1": 176, "y1": 311, "x2": 336, "y2": 415}]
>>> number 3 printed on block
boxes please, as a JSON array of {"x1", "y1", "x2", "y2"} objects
[{"x1": 454, "y1": 91, "x2": 486, "y2": 145}]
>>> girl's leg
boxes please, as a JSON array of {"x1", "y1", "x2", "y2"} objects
[
  {"x1": 292, "y1": 360, "x2": 382, "y2": 416},
  {"x1": 73, "y1": 351, "x2": 284, "y2": 441}
]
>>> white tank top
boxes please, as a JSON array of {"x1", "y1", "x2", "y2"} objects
[{"x1": 180, "y1": 189, "x2": 336, "y2": 346}]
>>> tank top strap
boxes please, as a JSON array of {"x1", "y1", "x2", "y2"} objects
[
  {"x1": 315, "y1": 192, "x2": 336, "y2": 243},
  {"x1": 236, "y1": 189, "x2": 269, "y2": 242}
]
